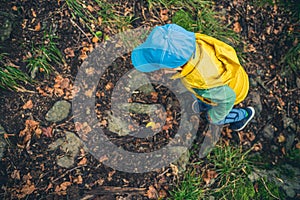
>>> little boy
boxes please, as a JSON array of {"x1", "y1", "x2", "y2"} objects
[{"x1": 131, "y1": 24, "x2": 254, "y2": 131}]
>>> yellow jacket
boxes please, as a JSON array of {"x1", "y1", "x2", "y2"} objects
[{"x1": 171, "y1": 33, "x2": 249, "y2": 105}]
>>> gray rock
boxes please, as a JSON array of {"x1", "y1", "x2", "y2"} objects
[
  {"x1": 0, "y1": 125, "x2": 7, "y2": 159},
  {"x1": 45, "y1": 100, "x2": 71, "y2": 122},
  {"x1": 250, "y1": 92, "x2": 262, "y2": 116},
  {"x1": 170, "y1": 146, "x2": 190, "y2": 173},
  {"x1": 48, "y1": 130, "x2": 88, "y2": 168},
  {"x1": 263, "y1": 124, "x2": 274, "y2": 140},
  {"x1": 0, "y1": 12, "x2": 12, "y2": 41}
]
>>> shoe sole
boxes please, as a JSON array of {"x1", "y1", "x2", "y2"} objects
[
  {"x1": 192, "y1": 100, "x2": 199, "y2": 113},
  {"x1": 233, "y1": 106, "x2": 255, "y2": 131}
]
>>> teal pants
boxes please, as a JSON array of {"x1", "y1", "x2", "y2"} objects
[{"x1": 193, "y1": 85, "x2": 246, "y2": 124}]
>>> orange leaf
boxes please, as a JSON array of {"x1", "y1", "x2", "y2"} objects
[
  {"x1": 64, "y1": 47, "x2": 75, "y2": 58},
  {"x1": 146, "y1": 185, "x2": 158, "y2": 199},
  {"x1": 296, "y1": 142, "x2": 300, "y2": 149},
  {"x1": 87, "y1": 5, "x2": 94, "y2": 12},
  {"x1": 34, "y1": 22, "x2": 41, "y2": 31},
  {"x1": 23, "y1": 100, "x2": 33, "y2": 109},
  {"x1": 92, "y1": 36, "x2": 99, "y2": 43},
  {"x1": 12, "y1": 6, "x2": 18, "y2": 11},
  {"x1": 233, "y1": 21, "x2": 242, "y2": 33},
  {"x1": 160, "y1": 9, "x2": 169, "y2": 21},
  {"x1": 78, "y1": 157, "x2": 87, "y2": 166},
  {"x1": 60, "y1": 181, "x2": 71, "y2": 191}
]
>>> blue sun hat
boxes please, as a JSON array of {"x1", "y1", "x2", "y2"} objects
[{"x1": 131, "y1": 24, "x2": 196, "y2": 72}]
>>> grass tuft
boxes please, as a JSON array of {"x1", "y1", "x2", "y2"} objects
[
  {"x1": 26, "y1": 32, "x2": 62, "y2": 78},
  {"x1": 0, "y1": 53, "x2": 31, "y2": 91}
]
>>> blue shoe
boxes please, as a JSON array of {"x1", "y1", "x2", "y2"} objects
[
  {"x1": 229, "y1": 107, "x2": 255, "y2": 131},
  {"x1": 192, "y1": 100, "x2": 212, "y2": 113}
]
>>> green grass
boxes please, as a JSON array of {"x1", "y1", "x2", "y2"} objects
[
  {"x1": 168, "y1": 169, "x2": 203, "y2": 200},
  {"x1": 26, "y1": 32, "x2": 62, "y2": 78},
  {"x1": 65, "y1": 0, "x2": 135, "y2": 37},
  {"x1": 0, "y1": 53, "x2": 31, "y2": 91},
  {"x1": 146, "y1": 0, "x2": 240, "y2": 45},
  {"x1": 168, "y1": 144, "x2": 284, "y2": 200}
]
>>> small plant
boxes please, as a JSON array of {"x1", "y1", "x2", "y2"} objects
[
  {"x1": 146, "y1": 0, "x2": 240, "y2": 45},
  {"x1": 26, "y1": 32, "x2": 62, "y2": 78},
  {"x1": 0, "y1": 53, "x2": 30, "y2": 91},
  {"x1": 65, "y1": 0, "x2": 134, "y2": 37},
  {"x1": 168, "y1": 169, "x2": 203, "y2": 200}
]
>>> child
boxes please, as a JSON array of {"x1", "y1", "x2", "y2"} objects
[{"x1": 131, "y1": 24, "x2": 255, "y2": 131}]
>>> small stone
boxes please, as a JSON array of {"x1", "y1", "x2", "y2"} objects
[
  {"x1": 45, "y1": 100, "x2": 71, "y2": 122},
  {"x1": 48, "y1": 130, "x2": 87, "y2": 168},
  {"x1": 263, "y1": 124, "x2": 274, "y2": 140}
]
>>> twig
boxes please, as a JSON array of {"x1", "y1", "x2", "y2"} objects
[
  {"x1": 85, "y1": 186, "x2": 146, "y2": 195},
  {"x1": 51, "y1": 165, "x2": 87, "y2": 183},
  {"x1": 70, "y1": 19, "x2": 91, "y2": 43},
  {"x1": 261, "y1": 178, "x2": 280, "y2": 200}
]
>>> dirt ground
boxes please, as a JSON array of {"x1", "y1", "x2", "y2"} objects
[{"x1": 0, "y1": 0, "x2": 299, "y2": 199}]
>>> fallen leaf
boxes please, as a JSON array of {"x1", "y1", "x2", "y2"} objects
[
  {"x1": 105, "y1": 82, "x2": 114, "y2": 91},
  {"x1": 296, "y1": 142, "x2": 300, "y2": 149},
  {"x1": 23, "y1": 100, "x2": 33, "y2": 109},
  {"x1": 60, "y1": 181, "x2": 71, "y2": 191},
  {"x1": 78, "y1": 157, "x2": 87, "y2": 166},
  {"x1": 253, "y1": 142, "x2": 262, "y2": 151},
  {"x1": 160, "y1": 9, "x2": 169, "y2": 21},
  {"x1": 146, "y1": 185, "x2": 158, "y2": 199},
  {"x1": 11, "y1": 170, "x2": 20, "y2": 180},
  {"x1": 277, "y1": 134, "x2": 285, "y2": 143},
  {"x1": 92, "y1": 36, "x2": 99, "y2": 43},
  {"x1": 12, "y1": 6, "x2": 17, "y2": 11},
  {"x1": 42, "y1": 126, "x2": 53, "y2": 137},
  {"x1": 34, "y1": 22, "x2": 41, "y2": 31},
  {"x1": 233, "y1": 21, "x2": 242, "y2": 33},
  {"x1": 74, "y1": 175, "x2": 83, "y2": 184},
  {"x1": 31, "y1": 9, "x2": 37, "y2": 18},
  {"x1": 203, "y1": 169, "x2": 217, "y2": 185},
  {"x1": 20, "y1": 184, "x2": 35, "y2": 196},
  {"x1": 64, "y1": 47, "x2": 75, "y2": 58},
  {"x1": 87, "y1": 5, "x2": 94, "y2": 12}
]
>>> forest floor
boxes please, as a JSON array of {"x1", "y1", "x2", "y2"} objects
[{"x1": 0, "y1": 0, "x2": 299, "y2": 199}]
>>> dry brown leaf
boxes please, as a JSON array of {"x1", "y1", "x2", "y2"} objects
[
  {"x1": 107, "y1": 170, "x2": 116, "y2": 181},
  {"x1": 278, "y1": 134, "x2": 286, "y2": 143},
  {"x1": 45, "y1": 183, "x2": 53, "y2": 192},
  {"x1": 42, "y1": 126, "x2": 53, "y2": 137},
  {"x1": 11, "y1": 170, "x2": 20, "y2": 180},
  {"x1": 87, "y1": 5, "x2": 94, "y2": 12},
  {"x1": 105, "y1": 82, "x2": 114, "y2": 91},
  {"x1": 92, "y1": 36, "x2": 99, "y2": 43},
  {"x1": 203, "y1": 169, "x2": 217, "y2": 185},
  {"x1": 74, "y1": 175, "x2": 83, "y2": 184},
  {"x1": 233, "y1": 21, "x2": 242, "y2": 33},
  {"x1": 34, "y1": 22, "x2": 41, "y2": 31},
  {"x1": 20, "y1": 184, "x2": 35, "y2": 197},
  {"x1": 64, "y1": 47, "x2": 75, "y2": 58},
  {"x1": 253, "y1": 142, "x2": 262, "y2": 151},
  {"x1": 12, "y1": 6, "x2": 17, "y2": 11},
  {"x1": 60, "y1": 181, "x2": 72, "y2": 191},
  {"x1": 296, "y1": 142, "x2": 300, "y2": 149},
  {"x1": 23, "y1": 100, "x2": 33, "y2": 109},
  {"x1": 35, "y1": 128, "x2": 42, "y2": 138},
  {"x1": 160, "y1": 9, "x2": 169, "y2": 21},
  {"x1": 78, "y1": 157, "x2": 87, "y2": 166},
  {"x1": 146, "y1": 185, "x2": 158, "y2": 199},
  {"x1": 159, "y1": 189, "x2": 167, "y2": 198}
]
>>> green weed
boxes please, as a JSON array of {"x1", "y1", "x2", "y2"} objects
[
  {"x1": 65, "y1": 0, "x2": 134, "y2": 37},
  {"x1": 26, "y1": 32, "x2": 62, "y2": 78},
  {"x1": 146, "y1": 0, "x2": 240, "y2": 45},
  {"x1": 0, "y1": 53, "x2": 30, "y2": 90},
  {"x1": 168, "y1": 169, "x2": 203, "y2": 200}
]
